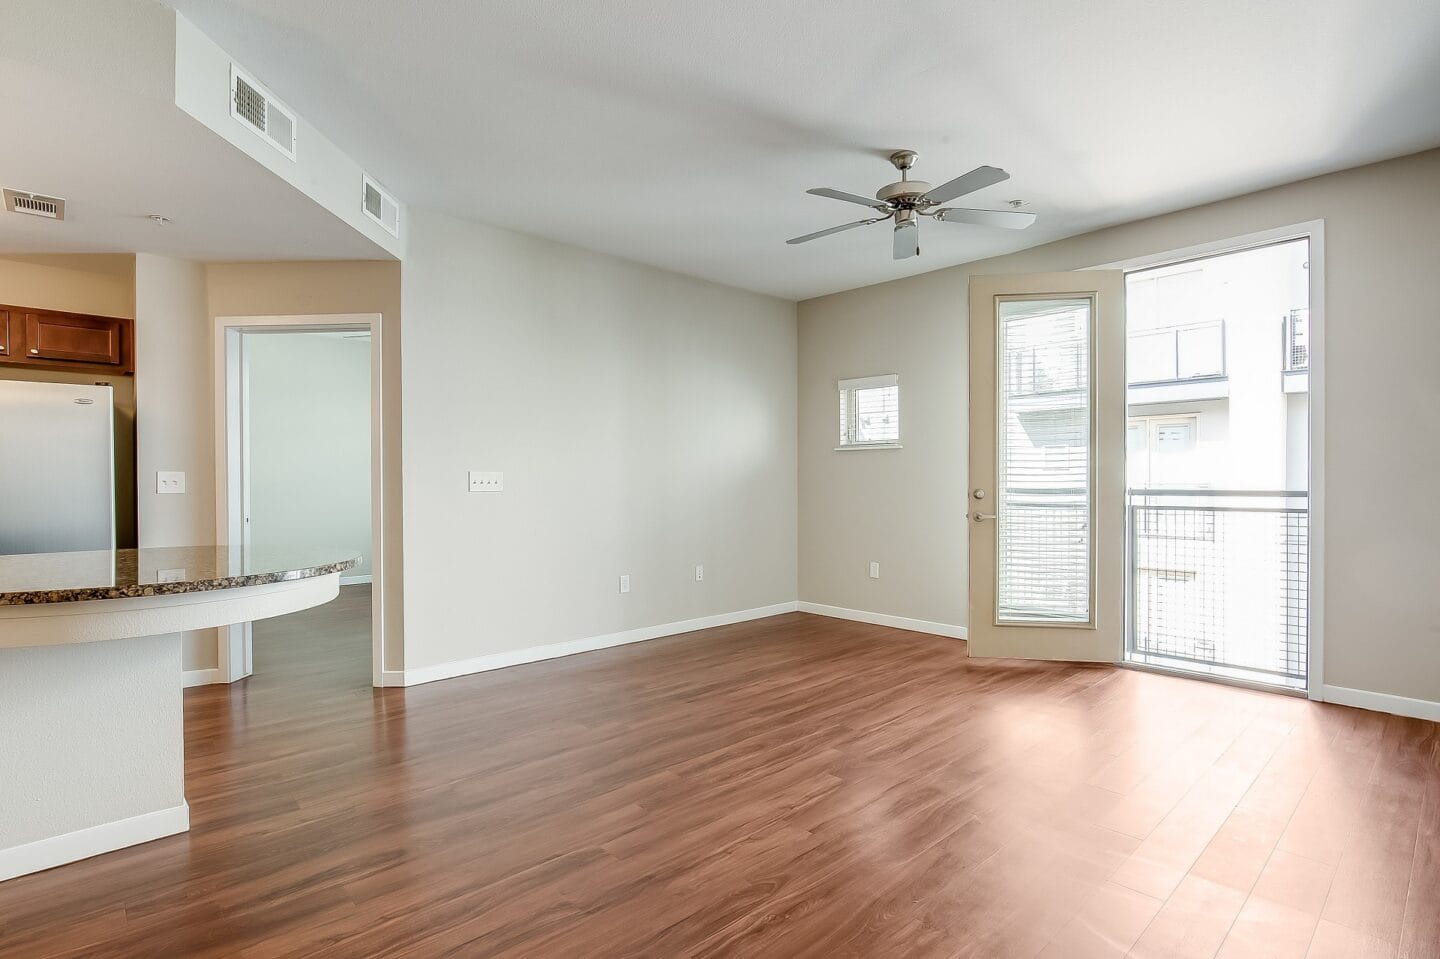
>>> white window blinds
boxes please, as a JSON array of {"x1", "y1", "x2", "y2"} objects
[
  {"x1": 838, "y1": 374, "x2": 900, "y2": 448},
  {"x1": 996, "y1": 298, "x2": 1093, "y2": 623}
]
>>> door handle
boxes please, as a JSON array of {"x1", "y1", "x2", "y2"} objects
[{"x1": 972, "y1": 511, "x2": 996, "y2": 523}]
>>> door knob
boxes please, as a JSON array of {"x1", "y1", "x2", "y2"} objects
[{"x1": 973, "y1": 511, "x2": 996, "y2": 522}]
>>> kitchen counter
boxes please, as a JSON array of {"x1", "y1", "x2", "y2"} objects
[
  {"x1": 0, "y1": 546, "x2": 357, "y2": 883},
  {"x1": 0, "y1": 546, "x2": 357, "y2": 605}
]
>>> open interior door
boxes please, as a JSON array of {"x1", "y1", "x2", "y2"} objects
[{"x1": 968, "y1": 271, "x2": 1125, "y2": 661}]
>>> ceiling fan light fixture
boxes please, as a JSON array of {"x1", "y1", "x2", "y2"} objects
[{"x1": 893, "y1": 211, "x2": 919, "y2": 260}]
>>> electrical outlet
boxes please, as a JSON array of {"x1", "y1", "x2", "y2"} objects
[
  {"x1": 468, "y1": 470, "x2": 503, "y2": 492},
  {"x1": 694, "y1": 564, "x2": 704, "y2": 583},
  {"x1": 619, "y1": 574, "x2": 631, "y2": 594},
  {"x1": 156, "y1": 470, "x2": 186, "y2": 494},
  {"x1": 869, "y1": 561, "x2": 880, "y2": 579}
]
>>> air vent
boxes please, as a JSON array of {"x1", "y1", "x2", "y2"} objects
[
  {"x1": 362, "y1": 175, "x2": 400, "y2": 237},
  {"x1": 3, "y1": 189, "x2": 65, "y2": 220},
  {"x1": 229, "y1": 64, "x2": 297, "y2": 160}
]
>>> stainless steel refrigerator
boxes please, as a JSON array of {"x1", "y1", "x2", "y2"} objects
[{"x1": 0, "y1": 379, "x2": 116, "y2": 555}]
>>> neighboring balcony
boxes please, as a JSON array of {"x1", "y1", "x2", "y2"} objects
[
  {"x1": 1127, "y1": 320, "x2": 1228, "y2": 405},
  {"x1": 1283, "y1": 308, "x2": 1309, "y2": 394}
]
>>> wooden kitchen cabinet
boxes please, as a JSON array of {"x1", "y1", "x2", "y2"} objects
[{"x1": 0, "y1": 304, "x2": 132, "y2": 374}]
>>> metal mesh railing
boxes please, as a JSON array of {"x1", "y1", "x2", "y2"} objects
[{"x1": 1127, "y1": 490, "x2": 1308, "y2": 682}]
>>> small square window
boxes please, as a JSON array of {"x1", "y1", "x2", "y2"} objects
[{"x1": 838, "y1": 374, "x2": 900, "y2": 448}]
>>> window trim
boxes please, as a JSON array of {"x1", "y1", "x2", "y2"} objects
[{"x1": 836, "y1": 373, "x2": 902, "y2": 450}]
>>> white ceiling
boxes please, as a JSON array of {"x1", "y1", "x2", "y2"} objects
[
  {"x1": 0, "y1": 2, "x2": 389, "y2": 263},
  {"x1": 167, "y1": 0, "x2": 1440, "y2": 299},
  {"x1": 14, "y1": 0, "x2": 1436, "y2": 298}
]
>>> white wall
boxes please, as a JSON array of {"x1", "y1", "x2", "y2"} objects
[
  {"x1": 172, "y1": 12, "x2": 403, "y2": 259},
  {"x1": 134, "y1": 254, "x2": 216, "y2": 670},
  {"x1": 799, "y1": 148, "x2": 1440, "y2": 705},
  {"x1": 399, "y1": 209, "x2": 797, "y2": 673},
  {"x1": 243, "y1": 331, "x2": 371, "y2": 578},
  {"x1": 0, "y1": 634, "x2": 183, "y2": 858}
]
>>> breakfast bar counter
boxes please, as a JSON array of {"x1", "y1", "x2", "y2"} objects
[{"x1": 0, "y1": 546, "x2": 356, "y2": 882}]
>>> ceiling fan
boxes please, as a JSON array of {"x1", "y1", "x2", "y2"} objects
[{"x1": 787, "y1": 150, "x2": 1036, "y2": 260}]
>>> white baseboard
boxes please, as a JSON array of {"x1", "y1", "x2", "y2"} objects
[
  {"x1": 340, "y1": 574, "x2": 373, "y2": 586},
  {"x1": 394, "y1": 601, "x2": 801, "y2": 688},
  {"x1": 1322, "y1": 684, "x2": 1440, "y2": 723},
  {"x1": 182, "y1": 667, "x2": 225, "y2": 688},
  {"x1": 0, "y1": 803, "x2": 189, "y2": 883},
  {"x1": 797, "y1": 602, "x2": 967, "y2": 640}
]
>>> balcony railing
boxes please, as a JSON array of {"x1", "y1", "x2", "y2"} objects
[
  {"x1": 1127, "y1": 319, "x2": 1226, "y2": 386},
  {"x1": 1127, "y1": 489, "x2": 1308, "y2": 685},
  {"x1": 1284, "y1": 309, "x2": 1309, "y2": 372}
]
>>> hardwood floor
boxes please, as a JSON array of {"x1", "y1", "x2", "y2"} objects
[{"x1": 1, "y1": 589, "x2": 1436, "y2": 958}]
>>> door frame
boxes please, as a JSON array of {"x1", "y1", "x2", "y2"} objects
[
  {"x1": 1092, "y1": 219, "x2": 1326, "y2": 700},
  {"x1": 212, "y1": 312, "x2": 388, "y2": 687}
]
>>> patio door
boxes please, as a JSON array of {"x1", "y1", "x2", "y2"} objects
[{"x1": 967, "y1": 271, "x2": 1126, "y2": 661}]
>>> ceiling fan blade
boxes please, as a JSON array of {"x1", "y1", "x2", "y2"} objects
[
  {"x1": 786, "y1": 217, "x2": 884, "y2": 245},
  {"x1": 807, "y1": 187, "x2": 888, "y2": 211},
  {"x1": 893, "y1": 220, "x2": 919, "y2": 260},
  {"x1": 935, "y1": 207, "x2": 1037, "y2": 230},
  {"x1": 923, "y1": 165, "x2": 1010, "y2": 205}
]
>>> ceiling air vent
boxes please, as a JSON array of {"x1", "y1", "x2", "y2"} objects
[
  {"x1": 3, "y1": 189, "x2": 65, "y2": 220},
  {"x1": 229, "y1": 64, "x2": 296, "y2": 160},
  {"x1": 362, "y1": 175, "x2": 399, "y2": 237}
]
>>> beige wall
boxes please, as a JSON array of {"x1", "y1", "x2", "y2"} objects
[
  {"x1": 798, "y1": 148, "x2": 1440, "y2": 704},
  {"x1": 400, "y1": 209, "x2": 797, "y2": 672},
  {"x1": 134, "y1": 253, "x2": 214, "y2": 668},
  {"x1": 205, "y1": 260, "x2": 403, "y2": 671},
  {"x1": 0, "y1": 254, "x2": 135, "y2": 316},
  {"x1": 0, "y1": 254, "x2": 138, "y2": 548}
]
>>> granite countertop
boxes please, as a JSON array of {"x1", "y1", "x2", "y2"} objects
[{"x1": 0, "y1": 547, "x2": 359, "y2": 605}]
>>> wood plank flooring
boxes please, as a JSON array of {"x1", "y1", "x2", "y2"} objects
[{"x1": 1, "y1": 587, "x2": 1436, "y2": 957}]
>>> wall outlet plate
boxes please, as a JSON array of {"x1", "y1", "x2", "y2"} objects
[
  {"x1": 156, "y1": 470, "x2": 186, "y2": 494},
  {"x1": 695, "y1": 564, "x2": 704, "y2": 582},
  {"x1": 869, "y1": 561, "x2": 880, "y2": 579},
  {"x1": 619, "y1": 574, "x2": 631, "y2": 594},
  {"x1": 468, "y1": 470, "x2": 503, "y2": 492}
]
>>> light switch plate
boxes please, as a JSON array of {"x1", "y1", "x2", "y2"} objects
[
  {"x1": 619, "y1": 574, "x2": 631, "y2": 594},
  {"x1": 156, "y1": 470, "x2": 186, "y2": 494},
  {"x1": 694, "y1": 564, "x2": 704, "y2": 583},
  {"x1": 468, "y1": 470, "x2": 503, "y2": 492},
  {"x1": 869, "y1": 561, "x2": 880, "y2": 579}
]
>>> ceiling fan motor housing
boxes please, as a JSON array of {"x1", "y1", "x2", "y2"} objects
[{"x1": 875, "y1": 179, "x2": 933, "y2": 205}]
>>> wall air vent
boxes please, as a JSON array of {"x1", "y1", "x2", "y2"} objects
[
  {"x1": 229, "y1": 64, "x2": 297, "y2": 160},
  {"x1": 362, "y1": 175, "x2": 400, "y2": 237},
  {"x1": 3, "y1": 189, "x2": 65, "y2": 220}
]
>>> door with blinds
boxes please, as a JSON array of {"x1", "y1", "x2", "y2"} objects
[{"x1": 967, "y1": 271, "x2": 1126, "y2": 661}]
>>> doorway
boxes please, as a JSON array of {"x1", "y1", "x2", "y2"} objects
[
  {"x1": 966, "y1": 224, "x2": 1323, "y2": 697},
  {"x1": 1123, "y1": 237, "x2": 1315, "y2": 691},
  {"x1": 214, "y1": 313, "x2": 387, "y2": 686}
]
